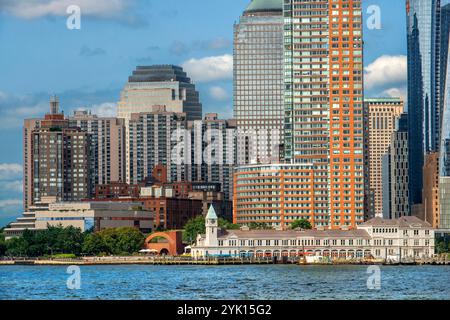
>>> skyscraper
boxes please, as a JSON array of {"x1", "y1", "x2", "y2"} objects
[
  {"x1": 126, "y1": 107, "x2": 188, "y2": 184},
  {"x1": 118, "y1": 65, "x2": 202, "y2": 121},
  {"x1": 406, "y1": 0, "x2": 441, "y2": 208},
  {"x1": 283, "y1": 0, "x2": 364, "y2": 229},
  {"x1": 382, "y1": 114, "x2": 410, "y2": 219},
  {"x1": 234, "y1": 0, "x2": 284, "y2": 165},
  {"x1": 188, "y1": 113, "x2": 237, "y2": 199},
  {"x1": 364, "y1": 98, "x2": 404, "y2": 218},
  {"x1": 440, "y1": 3, "x2": 450, "y2": 123},
  {"x1": 24, "y1": 97, "x2": 92, "y2": 208},
  {"x1": 69, "y1": 111, "x2": 126, "y2": 188}
]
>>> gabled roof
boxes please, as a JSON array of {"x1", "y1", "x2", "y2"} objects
[{"x1": 360, "y1": 216, "x2": 432, "y2": 228}]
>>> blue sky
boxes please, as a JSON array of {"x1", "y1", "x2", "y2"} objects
[{"x1": 0, "y1": 0, "x2": 407, "y2": 227}]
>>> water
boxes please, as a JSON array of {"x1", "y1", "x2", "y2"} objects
[{"x1": 0, "y1": 265, "x2": 449, "y2": 300}]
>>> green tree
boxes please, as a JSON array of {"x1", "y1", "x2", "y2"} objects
[
  {"x1": 84, "y1": 227, "x2": 145, "y2": 256},
  {"x1": 248, "y1": 222, "x2": 272, "y2": 230},
  {"x1": 6, "y1": 237, "x2": 28, "y2": 257},
  {"x1": 290, "y1": 219, "x2": 312, "y2": 230},
  {"x1": 0, "y1": 232, "x2": 6, "y2": 256},
  {"x1": 82, "y1": 232, "x2": 108, "y2": 256},
  {"x1": 3, "y1": 226, "x2": 86, "y2": 257},
  {"x1": 219, "y1": 219, "x2": 240, "y2": 230},
  {"x1": 182, "y1": 216, "x2": 242, "y2": 244},
  {"x1": 183, "y1": 216, "x2": 206, "y2": 244},
  {"x1": 113, "y1": 227, "x2": 145, "y2": 255},
  {"x1": 55, "y1": 226, "x2": 85, "y2": 255}
]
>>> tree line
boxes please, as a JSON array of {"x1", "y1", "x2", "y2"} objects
[{"x1": 0, "y1": 226, "x2": 145, "y2": 258}]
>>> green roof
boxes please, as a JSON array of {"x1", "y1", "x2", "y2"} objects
[
  {"x1": 206, "y1": 205, "x2": 218, "y2": 220},
  {"x1": 245, "y1": 0, "x2": 282, "y2": 13}
]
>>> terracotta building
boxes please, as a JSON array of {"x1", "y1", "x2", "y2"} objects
[{"x1": 283, "y1": 0, "x2": 365, "y2": 229}]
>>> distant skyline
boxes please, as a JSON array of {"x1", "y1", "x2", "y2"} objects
[{"x1": 0, "y1": 0, "x2": 407, "y2": 226}]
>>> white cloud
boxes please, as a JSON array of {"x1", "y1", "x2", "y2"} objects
[
  {"x1": 182, "y1": 55, "x2": 233, "y2": 83},
  {"x1": 77, "y1": 102, "x2": 117, "y2": 118},
  {"x1": 209, "y1": 86, "x2": 229, "y2": 101},
  {"x1": 0, "y1": 93, "x2": 49, "y2": 129},
  {"x1": 365, "y1": 55, "x2": 407, "y2": 91},
  {"x1": 0, "y1": 164, "x2": 23, "y2": 181},
  {"x1": 0, "y1": 181, "x2": 23, "y2": 193},
  {"x1": 382, "y1": 87, "x2": 407, "y2": 101},
  {"x1": 0, "y1": 199, "x2": 22, "y2": 208},
  {"x1": 0, "y1": 0, "x2": 129, "y2": 19},
  {"x1": 206, "y1": 37, "x2": 232, "y2": 50}
]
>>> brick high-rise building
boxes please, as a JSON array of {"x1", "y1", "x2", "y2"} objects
[
  {"x1": 233, "y1": 164, "x2": 318, "y2": 229},
  {"x1": 24, "y1": 97, "x2": 91, "y2": 209},
  {"x1": 283, "y1": 0, "x2": 364, "y2": 229},
  {"x1": 364, "y1": 98, "x2": 404, "y2": 218},
  {"x1": 421, "y1": 152, "x2": 440, "y2": 228}
]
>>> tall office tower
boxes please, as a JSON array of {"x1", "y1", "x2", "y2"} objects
[
  {"x1": 126, "y1": 107, "x2": 188, "y2": 184},
  {"x1": 439, "y1": 7, "x2": 450, "y2": 229},
  {"x1": 69, "y1": 111, "x2": 126, "y2": 188},
  {"x1": 117, "y1": 65, "x2": 202, "y2": 121},
  {"x1": 25, "y1": 97, "x2": 91, "y2": 207},
  {"x1": 406, "y1": 0, "x2": 441, "y2": 208},
  {"x1": 382, "y1": 114, "x2": 410, "y2": 219},
  {"x1": 440, "y1": 3, "x2": 450, "y2": 122},
  {"x1": 440, "y1": 3, "x2": 450, "y2": 175},
  {"x1": 364, "y1": 98, "x2": 404, "y2": 218},
  {"x1": 234, "y1": 0, "x2": 284, "y2": 165},
  {"x1": 283, "y1": 0, "x2": 364, "y2": 229},
  {"x1": 188, "y1": 113, "x2": 237, "y2": 199}
]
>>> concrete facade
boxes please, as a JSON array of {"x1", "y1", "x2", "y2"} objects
[{"x1": 364, "y1": 98, "x2": 404, "y2": 218}]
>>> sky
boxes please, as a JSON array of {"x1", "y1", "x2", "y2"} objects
[{"x1": 0, "y1": 0, "x2": 408, "y2": 227}]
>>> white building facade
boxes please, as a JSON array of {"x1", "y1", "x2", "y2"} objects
[{"x1": 193, "y1": 208, "x2": 435, "y2": 261}]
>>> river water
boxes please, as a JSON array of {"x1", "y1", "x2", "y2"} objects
[{"x1": 0, "y1": 265, "x2": 449, "y2": 300}]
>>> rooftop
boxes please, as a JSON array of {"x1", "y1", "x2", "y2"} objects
[
  {"x1": 360, "y1": 216, "x2": 432, "y2": 228},
  {"x1": 245, "y1": 0, "x2": 282, "y2": 13},
  {"x1": 128, "y1": 65, "x2": 192, "y2": 83},
  {"x1": 206, "y1": 205, "x2": 218, "y2": 220},
  {"x1": 364, "y1": 97, "x2": 403, "y2": 103},
  {"x1": 217, "y1": 229, "x2": 371, "y2": 240}
]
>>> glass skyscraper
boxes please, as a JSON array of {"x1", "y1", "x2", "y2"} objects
[
  {"x1": 233, "y1": 0, "x2": 284, "y2": 165},
  {"x1": 406, "y1": 0, "x2": 441, "y2": 207}
]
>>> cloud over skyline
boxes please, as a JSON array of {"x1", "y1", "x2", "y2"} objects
[
  {"x1": 0, "y1": 0, "x2": 131, "y2": 19},
  {"x1": 364, "y1": 55, "x2": 407, "y2": 100},
  {"x1": 209, "y1": 86, "x2": 229, "y2": 101},
  {"x1": 76, "y1": 102, "x2": 117, "y2": 118},
  {"x1": 182, "y1": 55, "x2": 233, "y2": 83}
]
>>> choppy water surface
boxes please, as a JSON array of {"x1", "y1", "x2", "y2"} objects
[{"x1": 0, "y1": 265, "x2": 449, "y2": 300}]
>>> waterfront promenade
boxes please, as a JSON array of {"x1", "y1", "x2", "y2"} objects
[{"x1": 1, "y1": 255, "x2": 449, "y2": 266}]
